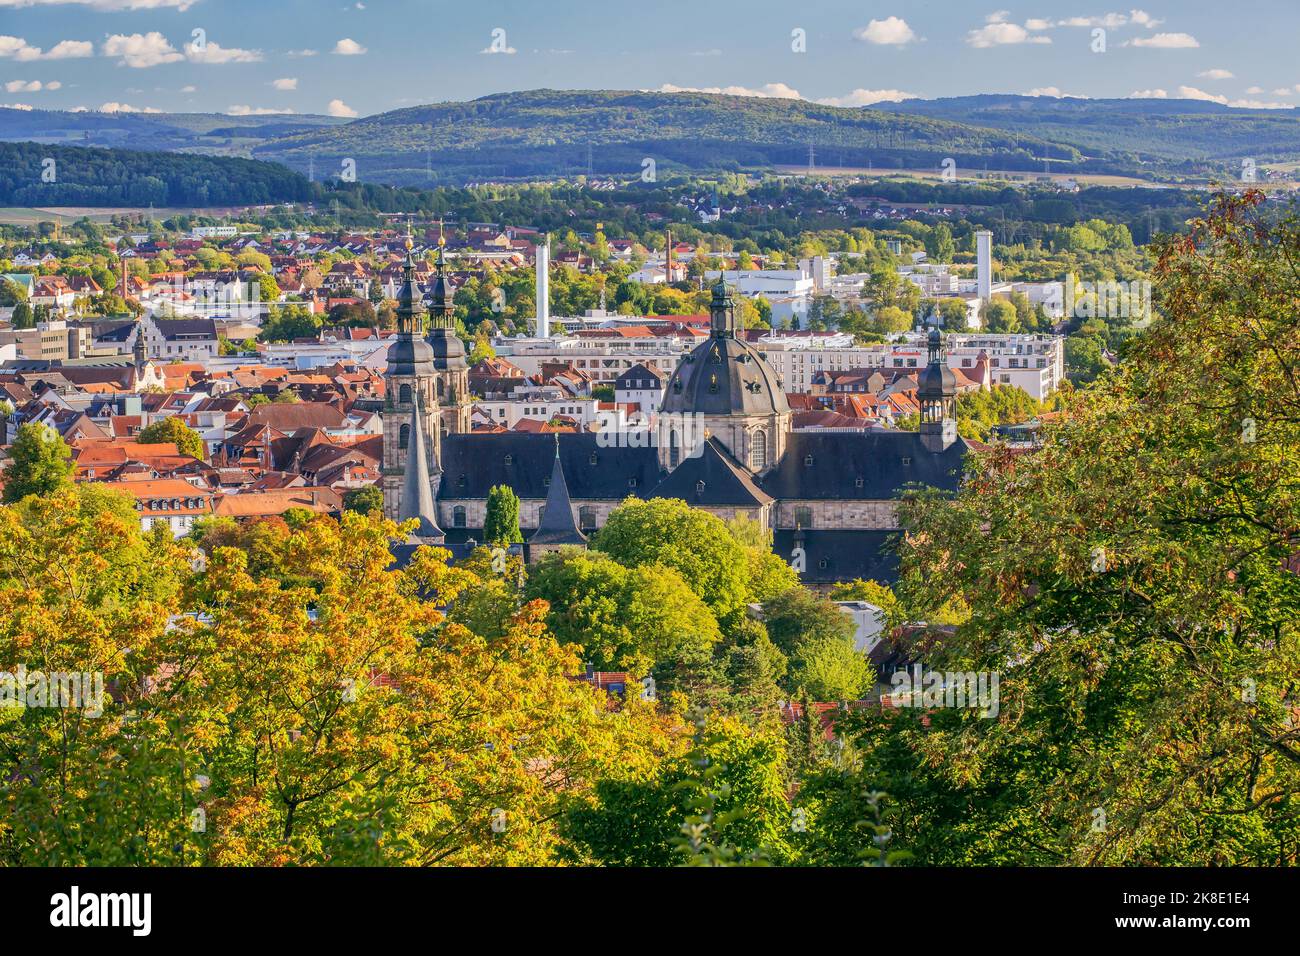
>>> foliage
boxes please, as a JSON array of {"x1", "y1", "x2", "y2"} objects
[
  {"x1": 137, "y1": 416, "x2": 205, "y2": 461},
  {"x1": 482, "y1": 485, "x2": 523, "y2": 546},
  {"x1": 1, "y1": 423, "x2": 74, "y2": 503}
]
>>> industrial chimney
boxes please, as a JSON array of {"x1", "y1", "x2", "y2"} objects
[
  {"x1": 975, "y1": 230, "x2": 993, "y2": 303},
  {"x1": 535, "y1": 238, "x2": 550, "y2": 338}
]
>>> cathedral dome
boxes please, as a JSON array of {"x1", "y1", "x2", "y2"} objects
[
  {"x1": 659, "y1": 279, "x2": 790, "y2": 417},
  {"x1": 386, "y1": 334, "x2": 436, "y2": 377}
]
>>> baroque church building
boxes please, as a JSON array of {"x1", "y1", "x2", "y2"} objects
[{"x1": 374, "y1": 254, "x2": 968, "y2": 583}]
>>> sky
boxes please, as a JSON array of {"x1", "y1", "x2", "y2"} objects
[{"x1": 1, "y1": 0, "x2": 1298, "y2": 117}]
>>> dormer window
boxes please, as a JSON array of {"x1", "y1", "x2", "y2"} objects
[
  {"x1": 804, "y1": 455, "x2": 814, "y2": 467},
  {"x1": 589, "y1": 452, "x2": 598, "y2": 465},
  {"x1": 695, "y1": 480, "x2": 706, "y2": 494},
  {"x1": 902, "y1": 457, "x2": 912, "y2": 466},
  {"x1": 855, "y1": 477, "x2": 864, "y2": 488},
  {"x1": 504, "y1": 454, "x2": 513, "y2": 465},
  {"x1": 628, "y1": 477, "x2": 638, "y2": 489}
]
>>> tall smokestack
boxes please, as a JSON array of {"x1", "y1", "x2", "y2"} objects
[
  {"x1": 665, "y1": 228, "x2": 673, "y2": 284},
  {"x1": 535, "y1": 238, "x2": 550, "y2": 338},
  {"x1": 976, "y1": 230, "x2": 993, "y2": 303}
]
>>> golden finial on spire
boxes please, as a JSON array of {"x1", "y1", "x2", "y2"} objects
[
  {"x1": 404, "y1": 217, "x2": 414, "y2": 251},
  {"x1": 437, "y1": 218, "x2": 446, "y2": 248}
]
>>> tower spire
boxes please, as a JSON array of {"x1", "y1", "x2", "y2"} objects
[
  {"x1": 397, "y1": 400, "x2": 443, "y2": 542},
  {"x1": 709, "y1": 277, "x2": 737, "y2": 337},
  {"x1": 395, "y1": 221, "x2": 423, "y2": 337},
  {"x1": 528, "y1": 436, "x2": 586, "y2": 547}
]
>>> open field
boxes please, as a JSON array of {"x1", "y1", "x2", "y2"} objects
[{"x1": 0, "y1": 205, "x2": 261, "y2": 225}]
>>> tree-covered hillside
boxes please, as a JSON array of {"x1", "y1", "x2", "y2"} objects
[
  {"x1": 0, "y1": 141, "x2": 315, "y2": 206},
  {"x1": 254, "y1": 89, "x2": 1073, "y2": 185}
]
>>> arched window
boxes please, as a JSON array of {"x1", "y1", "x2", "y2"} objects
[
  {"x1": 437, "y1": 378, "x2": 445, "y2": 398},
  {"x1": 453, "y1": 506, "x2": 466, "y2": 528},
  {"x1": 669, "y1": 428, "x2": 679, "y2": 468},
  {"x1": 399, "y1": 384, "x2": 412, "y2": 405},
  {"x1": 749, "y1": 430, "x2": 768, "y2": 471},
  {"x1": 579, "y1": 506, "x2": 597, "y2": 532},
  {"x1": 398, "y1": 423, "x2": 410, "y2": 450}
]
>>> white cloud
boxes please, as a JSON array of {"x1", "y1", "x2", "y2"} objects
[
  {"x1": 817, "y1": 88, "x2": 916, "y2": 107},
  {"x1": 1229, "y1": 99, "x2": 1293, "y2": 110},
  {"x1": 0, "y1": 101, "x2": 33, "y2": 109},
  {"x1": 967, "y1": 22, "x2": 1052, "y2": 47},
  {"x1": 99, "y1": 101, "x2": 162, "y2": 112},
  {"x1": 1271, "y1": 88, "x2": 1294, "y2": 97},
  {"x1": 1127, "y1": 32, "x2": 1199, "y2": 48},
  {"x1": 1197, "y1": 68, "x2": 1234, "y2": 80},
  {"x1": 986, "y1": 10, "x2": 1010, "y2": 22},
  {"x1": 655, "y1": 82, "x2": 801, "y2": 99},
  {"x1": 1245, "y1": 86, "x2": 1265, "y2": 94},
  {"x1": 187, "y1": 41, "x2": 262, "y2": 64},
  {"x1": 479, "y1": 43, "x2": 517, "y2": 55},
  {"x1": 227, "y1": 105, "x2": 295, "y2": 115},
  {"x1": 103, "y1": 32, "x2": 184, "y2": 68},
  {"x1": 180, "y1": 84, "x2": 196, "y2": 92},
  {"x1": 1026, "y1": 87, "x2": 1087, "y2": 98},
  {"x1": 5, "y1": 79, "x2": 60, "y2": 91},
  {"x1": 272, "y1": 77, "x2": 298, "y2": 90},
  {"x1": 1024, "y1": 18, "x2": 1053, "y2": 30},
  {"x1": 1127, "y1": 88, "x2": 1168, "y2": 98},
  {"x1": 1177, "y1": 85, "x2": 1227, "y2": 104},
  {"x1": 327, "y1": 97, "x2": 358, "y2": 117},
  {"x1": 287, "y1": 49, "x2": 318, "y2": 57},
  {"x1": 853, "y1": 17, "x2": 917, "y2": 46},
  {"x1": 0, "y1": 34, "x2": 92, "y2": 60},
  {"x1": 44, "y1": 39, "x2": 93, "y2": 59},
  {"x1": 1128, "y1": 9, "x2": 1163, "y2": 28},
  {"x1": 332, "y1": 38, "x2": 366, "y2": 55}
]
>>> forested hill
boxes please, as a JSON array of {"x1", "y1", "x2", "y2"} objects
[
  {"x1": 0, "y1": 141, "x2": 314, "y2": 207},
  {"x1": 878, "y1": 94, "x2": 1300, "y2": 168},
  {"x1": 253, "y1": 88, "x2": 1073, "y2": 186}
]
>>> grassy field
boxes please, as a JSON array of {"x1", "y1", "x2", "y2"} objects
[{"x1": 0, "y1": 205, "x2": 255, "y2": 225}]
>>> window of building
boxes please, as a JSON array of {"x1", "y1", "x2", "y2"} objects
[
  {"x1": 579, "y1": 506, "x2": 597, "y2": 532},
  {"x1": 399, "y1": 384, "x2": 412, "y2": 405},
  {"x1": 453, "y1": 506, "x2": 466, "y2": 528},
  {"x1": 804, "y1": 454, "x2": 814, "y2": 467},
  {"x1": 749, "y1": 430, "x2": 768, "y2": 470},
  {"x1": 794, "y1": 506, "x2": 813, "y2": 529},
  {"x1": 398, "y1": 423, "x2": 410, "y2": 450}
]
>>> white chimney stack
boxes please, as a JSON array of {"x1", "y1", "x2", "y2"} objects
[
  {"x1": 975, "y1": 230, "x2": 993, "y2": 303},
  {"x1": 535, "y1": 239, "x2": 550, "y2": 338}
]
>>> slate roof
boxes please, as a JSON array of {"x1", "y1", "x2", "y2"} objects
[
  {"x1": 772, "y1": 529, "x2": 902, "y2": 584},
  {"x1": 757, "y1": 432, "x2": 968, "y2": 500},
  {"x1": 648, "y1": 437, "x2": 773, "y2": 507},
  {"x1": 438, "y1": 433, "x2": 661, "y2": 501},
  {"x1": 529, "y1": 439, "x2": 587, "y2": 546}
]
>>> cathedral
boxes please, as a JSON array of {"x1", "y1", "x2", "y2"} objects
[{"x1": 374, "y1": 243, "x2": 967, "y2": 584}]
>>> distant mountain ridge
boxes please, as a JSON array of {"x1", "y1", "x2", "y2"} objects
[
  {"x1": 250, "y1": 88, "x2": 1073, "y2": 185},
  {"x1": 878, "y1": 94, "x2": 1300, "y2": 164}
]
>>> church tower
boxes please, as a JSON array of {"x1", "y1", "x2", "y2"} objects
[
  {"x1": 381, "y1": 230, "x2": 439, "y2": 520},
  {"x1": 657, "y1": 278, "x2": 791, "y2": 474},
  {"x1": 425, "y1": 230, "x2": 471, "y2": 441},
  {"x1": 918, "y1": 327, "x2": 958, "y2": 453}
]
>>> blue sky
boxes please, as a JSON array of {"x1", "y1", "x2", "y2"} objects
[{"x1": 2, "y1": 0, "x2": 1297, "y2": 117}]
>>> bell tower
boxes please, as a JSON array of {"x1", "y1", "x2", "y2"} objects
[
  {"x1": 425, "y1": 227, "x2": 471, "y2": 440},
  {"x1": 918, "y1": 327, "x2": 958, "y2": 453},
  {"x1": 381, "y1": 228, "x2": 439, "y2": 520}
]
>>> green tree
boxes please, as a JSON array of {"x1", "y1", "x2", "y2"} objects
[
  {"x1": 483, "y1": 484, "x2": 523, "y2": 546},
  {"x1": 137, "y1": 416, "x2": 205, "y2": 460},
  {"x1": 1, "y1": 423, "x2": 74, "y2": 503},
  {"x1": 342, "y1": 484, "x2": 383, "y2": 516}
]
